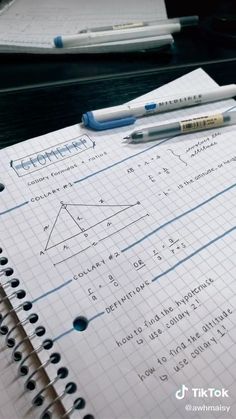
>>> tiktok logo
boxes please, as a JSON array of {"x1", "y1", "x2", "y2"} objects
[{"x1": 175, "y1": 384, "x2": 189, "y2": 400}]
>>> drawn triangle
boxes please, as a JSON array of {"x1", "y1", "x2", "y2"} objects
[
  {"x1": 45, "y1": 202, "x2": 136, "y2": 250},
  {"x1": 45, "y1": 205, "x2": 83, "y2": 250},
  {"x1": 66, "y1": 203, "x2": 133, "y2": 233}
]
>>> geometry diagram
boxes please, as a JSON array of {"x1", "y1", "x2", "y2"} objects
[{"x1": 44, "y1": 201, "x2": 141, "y2": 251}]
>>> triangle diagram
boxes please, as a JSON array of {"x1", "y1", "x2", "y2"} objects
[{"x1": 45, "y1": 202, "x2": 136, "y2": 250}]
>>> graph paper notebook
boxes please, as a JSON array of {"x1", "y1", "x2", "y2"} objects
[
  {"x1": 0, "y1": 0, "x2": 172, "y2": 54},
  {"x1": 0, "y1": 68, "x2": 235, "y2": 419}
]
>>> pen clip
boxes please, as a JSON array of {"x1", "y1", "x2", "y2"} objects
[{"x1": 82, "y1": 111, "x2": 136, "y2": 131}]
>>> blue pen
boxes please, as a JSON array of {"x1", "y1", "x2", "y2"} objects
[{"x1": 82, "y1": 84, "x2": 236, "y2": 131}]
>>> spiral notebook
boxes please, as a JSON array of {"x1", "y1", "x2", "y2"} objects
[{"x1": 0, "y1": 68, "x2": 236, "y2": 419}]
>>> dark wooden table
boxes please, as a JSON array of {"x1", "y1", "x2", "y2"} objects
[{"x1": 0, "y1": 0, "x2": 235, "y2": 149}]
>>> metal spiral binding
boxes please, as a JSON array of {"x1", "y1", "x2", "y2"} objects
[
  {"x1": 32, "y1": 367, "x2": 69, "y2": 407},
  {"x1": 0, "y1": 300, "x2": 32, "y2": 324},
  {"x1": 1, "y1": 277, "x2": 20, "y2": 289},
  {"x1": 0, "y1": 245, "x2": 85, "y2": 417},
  {"x1": 61, "y1": 397, "x2": 87, "y2": 418},
  {"x1": 0, "y1": 267, "x2": 14, "y2": 277},
  {"x1": 3, "y1": 313, "x2": 39, "y2": 346},
  {"x1": 25, "y1": 352, "x2": 61, "y2": 391},
  {"x1": 40, "y1": 382, "x2": 77, "y2": 419},
  {"x1": 18, "y1": 338, "x2": 54, "y2": 375},
  {"x1": 12, "y1": 326, "x2": 46, "y2": 362},
  {"x1": 0, "y1": 289, "x2": 26, "y2": 304}
]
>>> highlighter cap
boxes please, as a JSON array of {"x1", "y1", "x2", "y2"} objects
[
  {"x1": 224, "y1": 109, "x2": 236, "y2": 124},
  {"x1": 54, "y1": 36, "x2": 63, "y2": 48},
  {"x1": 178, "y1": 16, "x2": 199, "y2": 27}
]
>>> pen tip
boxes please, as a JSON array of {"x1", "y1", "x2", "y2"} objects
[{"x1": 122, "y1": 136, "x2": 131, "y2": 144}]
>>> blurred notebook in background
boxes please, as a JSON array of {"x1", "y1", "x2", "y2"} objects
[{"x1": 0, "y1": 0, "x2": 173, "y2": 54}]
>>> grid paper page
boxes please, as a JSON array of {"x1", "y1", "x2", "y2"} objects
[
  {"x1": 0, "y1": 68, "x2": 236, "y2": 419},
  {"x1": 0, "y1": 0, "x2": 171, "y2": 53}
]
